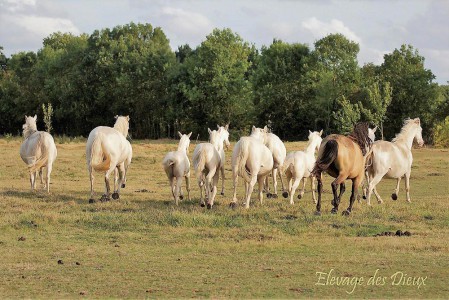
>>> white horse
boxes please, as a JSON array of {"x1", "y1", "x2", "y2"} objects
[
  {"x1": 162, "y1": 132, "x2": 192, "y2": 205},
  {"x1": 86, "y1": 115, "x2": 132, "y2": 203},
  {"x1": 366, "y1": 118, "x2": 424, "y2": 205},
  {"x1": 284, "y1": 130, "x2": 323, "y2": 205},
  {"x1": 217, "y1": 124, "x2": 230, "y2": 195},
  {"x1": 20, "y1": 115, "x2": 57, "y2": 193},
  {"x1": 192, "y1": 125, "x2": 230, "y2": 209},
  {"x1": 254, "y1": 126, "x2": 287, "y2": 198},
  {"x1": 230, "y1": 126, "x2": 274, "y2": 209}
]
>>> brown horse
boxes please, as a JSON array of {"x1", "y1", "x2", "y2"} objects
[{"x1": 312, "y1": 123, "x2": 372, "y2": 216}]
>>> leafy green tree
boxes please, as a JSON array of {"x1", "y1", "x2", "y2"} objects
[
  {"x1": 380, "y1": 44, "x2": 438, "y2": 139},
  {"x1": 172, "y1": 28, "x2": 254, "y2": 139},
  {"x1": 309, "y1": 34, "x2": 361, "y2": 133},
  {"x1": 252, "y1": 39, "x2": 312, "y2": 139}
]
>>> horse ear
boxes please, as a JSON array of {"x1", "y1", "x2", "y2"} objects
[
  {"x1": 187, "y1": 132, "x2": 192, "y2": 138},
  {"x1": 217, "y1": 124, "x2": 220, "y2": 129},
  {"x1": 252, "y1": 125, "x2": 256, "y2": 132},
  {"x1": 309, "y1": 130, "x2": 312, "y2": 135},
  {"x1": 33, "y1": 115, "x2": 37, "y2": 120},
  {"x1": 178, "y1": 131, "x2": 182, "y2": 138},
  {"x1": 319, "y1": 129, "x2": 323, "y2": 136},
  {"x1": 25, "y1": 115, "x2": 28, "y2": 120},
  {"x1": 114, "y1": 115, "x2": 119, "y2": 120},
  {"x1": 415, "y1": 118, "x2": 420, "y2": 125},
  {"x1": 263, "y1": 125, "x2": 268, "y2": 132},
  {"x1": 225, "y1": 123, "x2": 229, "y2": 131},
  {"x1": 126, "y1": 115, "x2": 130, "y2": 121},
  {"x1": 373, "y1": 126, "x2": 378, "y2": 132},
  {"x1": 208, "y1": 128, "x2": 212, "y2": 134}
]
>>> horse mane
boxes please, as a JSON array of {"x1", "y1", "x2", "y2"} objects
[
  {"x1": 392, "y1": 118, "x2": 418, "y2": 143},
  {"x1": 347, "y1": 122, "x2": 372, "y2": 156},
  {"x1": 113, "y1": 116, "x2": 129, "y2": 137},
  {"x1": 23, "y1": 121, "x2": 37, "y2": 139}
]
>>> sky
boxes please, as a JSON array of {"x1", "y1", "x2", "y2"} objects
[{"x1": 1, "y1": 0, "x2": 448, "y2": 84}]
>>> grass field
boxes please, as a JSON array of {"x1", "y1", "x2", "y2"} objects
[{"x1": 0, "y1": 137, "x2": 448, "y2": 299}]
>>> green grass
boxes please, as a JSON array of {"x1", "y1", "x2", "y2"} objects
[{"x1": 0, "y1": 139, "x2": 448, "y2": 298}]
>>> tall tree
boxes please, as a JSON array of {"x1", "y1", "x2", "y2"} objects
[{"x1": 380, "y1": 44, "x2": 438, "y2": 139}]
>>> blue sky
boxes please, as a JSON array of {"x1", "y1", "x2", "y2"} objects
[{"x1": 1, "y1": 0, "x2": 448, "y2": 84}]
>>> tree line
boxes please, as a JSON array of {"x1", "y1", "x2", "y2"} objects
[{"x1": 0, "y1": 22, "x2": 448, "y2": 143}]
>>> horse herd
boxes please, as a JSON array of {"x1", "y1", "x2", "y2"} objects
[{"x1": 19, "y1": 114, "x2": 424, "y2": 215}]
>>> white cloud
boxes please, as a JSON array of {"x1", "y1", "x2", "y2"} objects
[
  {"x1": 10, "y1": 14, "x2": 80, "y2": 37},
  {"x1": 302, "y1": 17, "x2": 362, "y2": 44},
  {"x1": 1, "y1": 0, "x2": 36, "y2": 12},
  {"x1": 157, "y1": 6, "x2": 213, "y2": 46}
]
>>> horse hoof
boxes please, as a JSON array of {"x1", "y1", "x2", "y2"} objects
[
  {"x1": 100, "y1": 194, "x2": 110, "y2": 202},
  {"x1": 266, "y1": 193, "x2": 272, "y2": 199},
  {"x1": 179, "y1": 195, "x2": 184, "y2": 200},
  {"x1": 88, "y1": 198, "x2": 95, "y2": 204},
  {"x1": 331, "y1": 208, "x2": 338, "y2": 214},
  {"x1": 362, "y1": 195, "x2": 367, "y2": 200},
  {"x1": 314, "y1": 211, "x2": 321, "y2": 216},
  {"x1": 207, "y1": 203, "x2": 212, "y2": 210},
  {"x1": 391, "y1": 193, "x2": 398, "y2": 200},
  {"x1": 272, "y1": 194, "x2": 278, "y2": 199},
  {"x1": 229, "y1": 202, "x2": 237, "y2": 209},
  {"x1": 121, "y1": 183, "x2": 126, "y2": 188},
  {"x1": 112, "y1": 192, "x2": 119, "y2": 200},
  {"x1": 342, "y1": 210, "x2": 350, "y2": 216},
  {"x1": 297, "y1": 194, "x2": 302, "y2": 200},
  {"x1": 200, "y1": 203, "x2": 205, "y2": 207},
  {"x1": 282, "y1": 192, "x2": 289, "y2": 198}
]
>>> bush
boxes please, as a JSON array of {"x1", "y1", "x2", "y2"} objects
[{"x1": 433, "y1": 116, "x2": 449, "y2": 147}]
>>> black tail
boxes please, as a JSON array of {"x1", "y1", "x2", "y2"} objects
[{"x1": 312, "y1": 139, "x2": 338, "y2": 176}]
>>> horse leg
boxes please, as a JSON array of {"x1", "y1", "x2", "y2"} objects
[
  {"x1": 265, "y1": 175, "x2": 271, "y2": 198},
  {"x1": 290, "y1": 177, "x2": 301, "y2": 205},
  {"x1": 205, "y1": 168, "x2": 217, "y2": 209},
  {"x1": 278, "y1": 166, "x2": 288, "y2": 198},
  {"x1": 299, "y1": 177, "x2": 306, "y2": 199},
  {"x1": 30, "y1": 171, "x2": 36, "y2": 191},
  {"x1": 244, "y1": 175, "x2": 258, "y2": 209},
  {"x1": 89, "y1": 167, "x2": 95, "y2": 203},
  {"x1": 112, "y1": 164, "x2": 125, "y2": 200},
  {"x1": 315, "y1": 173, "x2": 323, "y2": 215},
  {"x1": 39, "y1": 168, "x2": 45, "y2": 189},
  {"x1": 272, "y1": 168, "x2": 278, "y2": 198},
  {"x1": 46, "y1": 164, "x2": 53, "y2": 193},
  {"x1": 169, "y1": 176, "x2": 176, "y2": 202},
  {"x1": 102, "y1": 168, "x2": 114, "y2": 201},
  {"x1": 331, "y1": 175, "x2": 346, "y2": 214},
  {"x1": 209, "y1": 172, "x2": 220, "y2": 209},
  {"x1": 343, "y1": 177, "x2": 361, "y2": 216},
  {"x1": 258, "y1": 176, "x2": 265, "y2": 205},
  {"x1": 185, "y1": 171, "x2": 191, "y2": 201},
  {"x1": 175, "y1": 176, "x2": 183, "y2": 205},
  {"x1": 230, "y1": 167, "x2": 238, "y2": 208},
  {"x1": 220, "y1": 164, "x2": 225, "y2": 196},
  {"x1": 198, "y1": 175, "x2": 205, "y2": 207},
  {"x1": 405, "y1": 172, "x2": 411, "y2": 203},
  {"x1": 367, "y1": 174, "x2": 384, "y2": 205},
  {"x1": 311, "y1": 176, "x2": 317, "y2": 204},
  {"x1": 392, "y1": 177, "x2": 401, "y2": 200}
]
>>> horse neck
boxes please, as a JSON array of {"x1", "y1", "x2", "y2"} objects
[
  {"x1": 305, "y1": 139, "x2": 319, "y2": 155},
  {"x1": 394, "y1": 129, "x2": 416, "y2": 150},
  {"x1": 210, "y1": 138, "x2": 222, "y2": 152},
  {"x1": 23, "y1": 126, "x2": 37, "y2": 139},
  {"x1": 113, "y1": 122, "x2": 128, "y2": 137},
  {"x1": 177, "y1": 140, "x2": 188, "y2": 154}
]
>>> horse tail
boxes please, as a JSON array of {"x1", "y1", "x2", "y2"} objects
[
  {"x1": 234, "y1": 139, "x2": 251, "y2": 182},
  {"x1": 193, "y1": 147, "x2": 206, "y2": 187},
  {"x1": 90, "y1": 133, "x2": 111, "y2": 172},
  {"x1": 28, "y1": 132, "x2": 49, "y2": 173},
  {"x1": 312, "y1": 139, "x2": 338, "y2": 176}
]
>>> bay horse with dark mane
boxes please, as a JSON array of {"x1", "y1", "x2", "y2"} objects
[{"x1": 312, "y1": 122, "x2": 372, "y2": 216}]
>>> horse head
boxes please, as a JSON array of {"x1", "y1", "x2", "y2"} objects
[
  {"x1": 113, "y1": 115, "x2": 130, "y2": 138},
  {"x1": 22, "y1": 115, "x2": 38, "y2": 138},
  {"x1": 250, "y1": 126, "x2": 267, "y2": 143},
  {"x1": 368, "y1": 126, "x2": 377, "y2": 143},
  {"x1": 308, "y1": 130, "x2": 323, "y2": 153},
  {"x1": 413, "y1": 118, "x2": 424, "y2": 147},
  {"x1": 217, "y1": 124, "x2": 230, "y2": 150}
]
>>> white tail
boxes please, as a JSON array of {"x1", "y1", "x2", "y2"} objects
[
  {"x1": 90, "y1": 134, "x2": 111, "y2": 172},
  {"x1": 28, "y1": 132, "x2": 49, "y2": 173},
  {"x1": 193, "y1": 147, "x2": 207, "y2": 187},
  {"x1": 235, "y1": 139, "x2": 251, "y2": 182}
]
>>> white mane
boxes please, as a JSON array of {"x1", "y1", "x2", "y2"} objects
[
  {"x1": 113, "y1": 116, "x2": 130, "y2": 137},
  {"x1": 392, "y1": 118, "x2": 420, "y2": 143}
]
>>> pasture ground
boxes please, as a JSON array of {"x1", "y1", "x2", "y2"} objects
[{"x1": 0, "y1": 138, "x2": 448, "y2": 299}]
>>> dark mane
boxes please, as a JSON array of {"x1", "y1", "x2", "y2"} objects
[{"x1": 347, "y1": 122, "x2": 372, "y2": 155}]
